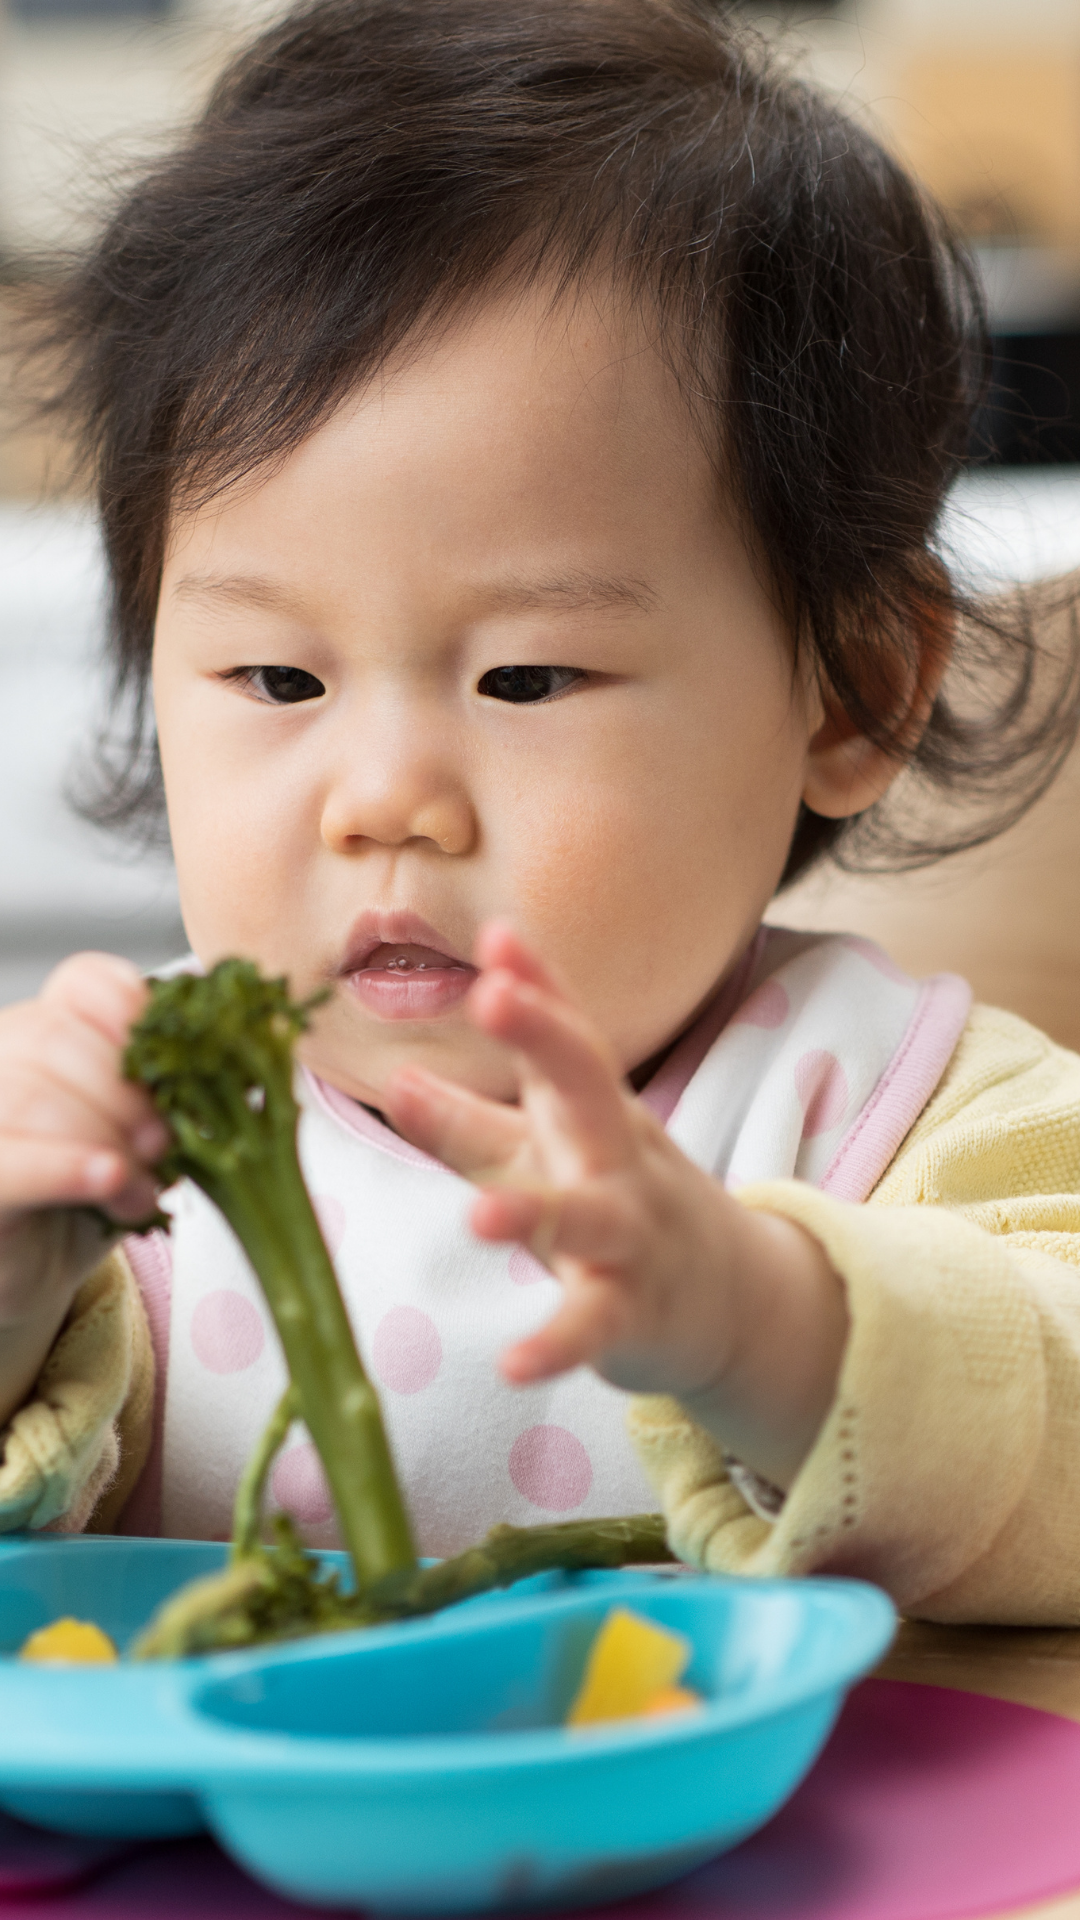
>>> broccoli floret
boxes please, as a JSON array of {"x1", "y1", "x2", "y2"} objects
[
  {"x1": 125, "y1": 961, "x2": 417, "y2": 1599},
  {"x1": 126, "y1": 959, "x2": 674, "y2": 1658}
]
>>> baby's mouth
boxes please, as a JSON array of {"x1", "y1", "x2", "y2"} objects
[
  {"x1": 360, "y1": 943, "x2": 471, "y2": 974},
  {"x1": 343, "y1": 941, "x2": 477, "y2": 1021}
]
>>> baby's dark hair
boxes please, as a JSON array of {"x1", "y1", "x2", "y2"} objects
[{"x1": 16, "y1": 0, "x2": 1080, "y2": 881}]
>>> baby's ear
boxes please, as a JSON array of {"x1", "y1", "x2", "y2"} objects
[{"x1": 801, "y1": 590, "x2": 953, "y2": 822}]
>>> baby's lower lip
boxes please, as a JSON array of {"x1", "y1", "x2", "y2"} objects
[{"x1": 344, "y1": 959, "x2": 477, "y2": 1021}]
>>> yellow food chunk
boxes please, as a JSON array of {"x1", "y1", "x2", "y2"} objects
[
  {"x1": 640, "y1": 1684, "x2": 702, "y2": 1718},
  {"x1": 19, "y1": 1618, "x2": 119, "y2": 1665},
  {"x1": 566, "y1": 1607, "x2": 692, "y2": 1726}
]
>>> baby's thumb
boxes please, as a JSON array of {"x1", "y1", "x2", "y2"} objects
[{"x1": 39, "y1": 952, "x2": 149, "y2": 1050}]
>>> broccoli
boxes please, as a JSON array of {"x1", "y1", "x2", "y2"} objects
[
  {"x1": 123, "y1": 960, "x2": 416, "y2": 1601},
  {"x1": 124, "y1": 960, "x2": 672, "y2": 1659}
]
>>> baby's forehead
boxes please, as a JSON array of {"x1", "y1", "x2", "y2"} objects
[
  {"x1": 342, "y1": 275, "x2": 703, "y2": 437},
  {"x1": 153, "y1": 291, "x2": 785, "y2": 710},
  {"x1": 166, "y1": 277, "x2": 723, "y2": 579}
]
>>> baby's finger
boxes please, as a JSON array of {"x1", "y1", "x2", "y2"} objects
[
  {"x1": 473, "y1": 923, "x2": 568, "y2": 1000},
  {"x1": 501, "y1": 1282, "x2": 626, "y2": 1384},
  {"x1": 471, "y1": 1181, "x2": 636, "y2": 1268},
  {"x1": 469, "y1": 972, "x2": 631, "y2": 1172},
  {"x1": 37, "y1": 954, "x2": 167, "y2": 1156},
  {"x1": 40, "y1": 952, "x2": 149, "y2": 1050},
  {"x1": 0, "y1": 1134, "x2": 132, "y2": 1216},
  {"x1": 470, "y1": 1186, "x2": 562, "y2": 1264},
  {"x1": 6, "y1": 1008, "x2": 166, "y2": 1155},
  {"x1": 383, "y1": 1065, "x2": 527, "y2": 1176}
]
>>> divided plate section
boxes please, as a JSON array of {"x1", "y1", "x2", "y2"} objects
[{"x1": 0, "y1": 1538, "x2": 895, "y2": 1911}]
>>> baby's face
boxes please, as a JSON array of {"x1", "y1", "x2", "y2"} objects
[{"x1": 153, "y1": 283, "x2": 817, "y2": 1106}]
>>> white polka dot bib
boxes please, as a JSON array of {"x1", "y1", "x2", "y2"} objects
[{"x1": 123, "y1": 928, "x2": 970, "y2": 1554}]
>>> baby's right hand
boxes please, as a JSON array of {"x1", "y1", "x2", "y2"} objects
[{"x1": 0, "y1": 953, "x2": 169, "y2": 1336}]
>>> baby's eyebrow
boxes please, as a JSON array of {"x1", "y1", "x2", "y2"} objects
[
  {"x1": 473, "y1": 571, "x2": 660, "y2": 616},
  {"x1": 171, "y1": 573, "x2": 306, "y2": 616},
  {"x1": 172, "y1": 569, "x2": 660, "y2": 619}
]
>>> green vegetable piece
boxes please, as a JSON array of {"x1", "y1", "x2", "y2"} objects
[
  {"x1": 134, "y1": 1509, "x2": 676, "y2": 1658},
  {"x1": 126, "y1": 956, "x2": 678, "y2": 1661},
  {"x1": 124, "y1": 960, "x2": 417, "y2": 1599},
  {"x1": 393, "y1": 1513, "x2": 676, "y2": 1619}
]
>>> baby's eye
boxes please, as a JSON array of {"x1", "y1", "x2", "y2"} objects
[
  {"x1": 477, "y1": 665, "x2": 583, "y2": 704},
  {"x1": 232, "y1": 666, "x2": 326, "y2": 704}
]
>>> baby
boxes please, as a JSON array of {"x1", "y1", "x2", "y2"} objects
[{"x1": 3, "y1": 0, "x2": 1080, "y2": 1622}]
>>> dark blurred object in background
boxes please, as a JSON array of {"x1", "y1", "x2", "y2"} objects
[
  {"x1": 967, "y1": 243, "x2": 1080, "y2": 466},
  {"x1": 9, "y1": 0, "x2": 173, "y2": 19},
  {"x1": 974, "y1": 334, "x2": 1080, "y2": 466}
]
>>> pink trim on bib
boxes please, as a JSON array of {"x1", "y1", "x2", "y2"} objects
[
  {"x1": 116, "y1": 1229, "x2": 173, "y2": 1535},
  {"x1": 819, "y1": 972, "x2": 972, "y2": 1204},
  {"x1": 305, "y1": 1074, "x2": 449, "y2": 1172}
]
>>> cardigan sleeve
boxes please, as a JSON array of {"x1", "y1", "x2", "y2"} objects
[
  {"x1": 629, "y1": 1004, "x2": 1080, "y2": 1625},
  {"x1": 11, "y1": 1002, "x2": 1080, "y2": 1614},
  {"x1": 0, "y1": 1247, "x2": 153, "y2": 1534}
]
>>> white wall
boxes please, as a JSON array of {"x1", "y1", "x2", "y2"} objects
[
  {"x1": 0, "y1": 0, "x2": 279, "y2": 252},
  {"x1": 0, "y1": 504, "x2": 182, "y2": 1006}
]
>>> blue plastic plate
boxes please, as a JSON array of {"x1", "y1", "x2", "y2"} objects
[{"x1": 0, "y1": 1536, "x2": 894, "y2": 1913}]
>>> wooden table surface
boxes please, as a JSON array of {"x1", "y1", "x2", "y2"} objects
[{"x1": 875, "y1": 1620, "x2": 1080, "y2": 1919}]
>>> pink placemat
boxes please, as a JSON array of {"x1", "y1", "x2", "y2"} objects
[
  {"x1": 0, "y1": 1815, "x2": 131, "y2": 1900},
  {"x1": 1, "y1": 1679, "x2": 1079, "y2": 1919}
]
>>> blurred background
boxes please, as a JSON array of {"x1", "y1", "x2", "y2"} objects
[{"x1": 2, "y1": 0, "x2": 1080, "y2": 1022}]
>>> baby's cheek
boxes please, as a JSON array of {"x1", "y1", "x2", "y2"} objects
[
  {"x1": 166, "y1": 759, "x2": 311, "y2": 975},
  {"x1": 505, "y1": 783, "x2": 746, "y2": 1064}
]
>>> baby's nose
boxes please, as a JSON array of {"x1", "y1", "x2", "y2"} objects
[{"x1": 319, "y1": 767, "x2": 476, "y2": 858}]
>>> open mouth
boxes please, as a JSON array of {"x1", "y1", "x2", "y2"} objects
[{"x1": 339, "y1": 921, "x2": 478, "y2": 1020}]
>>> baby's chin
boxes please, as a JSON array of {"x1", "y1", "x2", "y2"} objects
[{"x1": 296, "y1": 1003, "x2": 522, "y2": 1112}]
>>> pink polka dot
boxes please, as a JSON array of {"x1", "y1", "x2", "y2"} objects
[
  {"x1": 271, "y1": 1442, "x2": 335, "y2": 1528},
  {"x1": 733, "y1": 979, "x2": 790, "y2": 1029},
  {"x1": 795, "y1": 1049, "x2": 850, "y2": 1137},
  {"x1": 508, "y1": 1247, "x2": 549, "y2": 1287},
  {"x1": 372, "y1": 1306, "x2": 442, "y2": 1394},
  {"x1": 190, "y1": 1290, "x2": 265, "y2": 1374},
  {"x1": 508, "y1": 1425, "x2": 593, "y2": 1512},
  {"x1": 843, "y1": 935, "x2": 909, "y2": 984},
  {"x1": 313, "y1": 1195, "x2": 347, "y2": 1256}
]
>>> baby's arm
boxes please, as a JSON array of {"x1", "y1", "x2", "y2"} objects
[
  {"x1": 385, "y1": 923, "x2": 850, "y2": 1491},
  {"x1": 0, "y1": 954, "x2": 168, "y2": 1428}
]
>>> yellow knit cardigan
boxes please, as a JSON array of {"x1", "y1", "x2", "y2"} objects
[{"x1": 5, "y1": 1002, "x2": 1080, "y2": 1623}]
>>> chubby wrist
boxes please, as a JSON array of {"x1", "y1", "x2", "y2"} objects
[{"x1": 680, "y1": 1201, "x2": 849, "y2": 1491}]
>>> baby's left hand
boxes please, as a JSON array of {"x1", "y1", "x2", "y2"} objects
[{"x1": 385, "y1": 925, "x2": 848, "y2": 1485}]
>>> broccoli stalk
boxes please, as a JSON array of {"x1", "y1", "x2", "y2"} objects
[
  {"x1": 134, "y1": 1508, "x2": 674, "y2": 1659},
  {"x1": 123, "y1": 962, "x2": 417, "y2": 1598},
  {"x1": 125, "y1": 961, "x2": 673, "y2": 1659}
]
